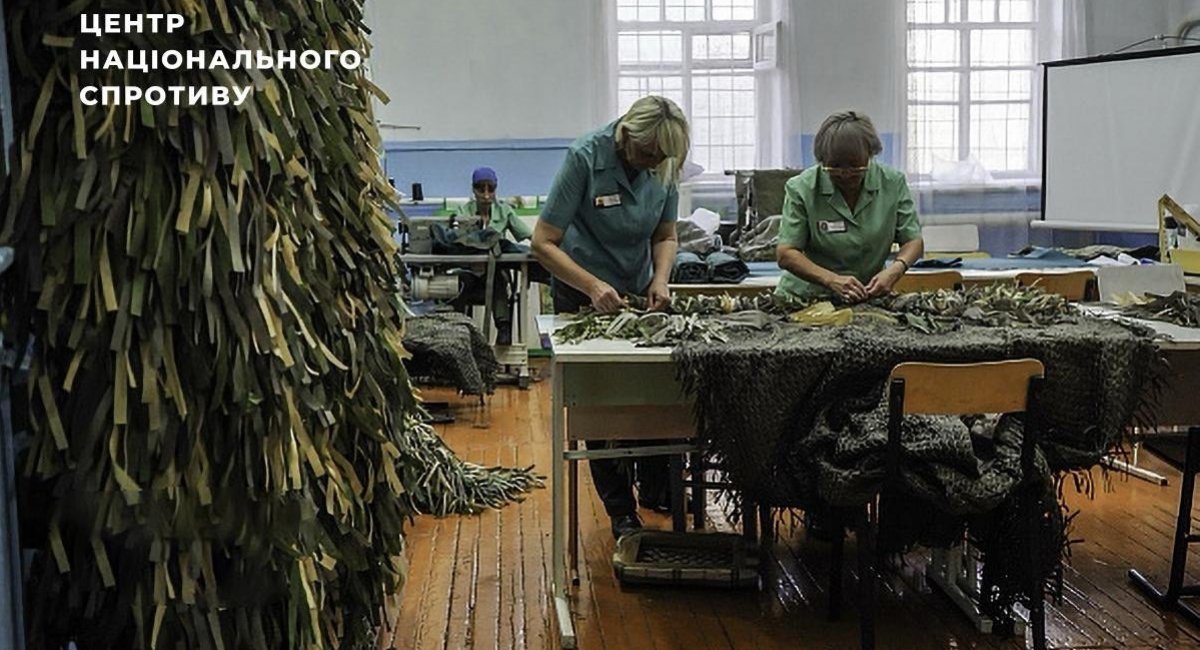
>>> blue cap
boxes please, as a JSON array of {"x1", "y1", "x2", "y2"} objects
[{"x1": 472, "y1": 167, "x2": 498, "y2": 185}]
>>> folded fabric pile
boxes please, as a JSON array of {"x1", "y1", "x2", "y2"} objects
[
  {"x1": 672, "y1": 251, "x2": 710, "y2": 283},
  {"x1": 671, "y1": 250, "x2": 750, "y2": 284},
  {"x1": 706, "y1": 251, "x2": 750, "y2": 283}
]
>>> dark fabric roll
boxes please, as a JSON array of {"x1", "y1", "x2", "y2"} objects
[
  {"x1": 706, "y1": 250, "x2": 750, "y2": 283},
  {"x1": 671, "y1": 251, "x2": 709, "y2": 284}
]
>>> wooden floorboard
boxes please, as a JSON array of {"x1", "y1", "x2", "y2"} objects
[{"x1": 390, "y1": 367, "x2": 1200, "y2": 649}]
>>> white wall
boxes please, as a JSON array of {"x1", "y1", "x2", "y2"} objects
[
  {"x1": 1169, "y1": 0, "x2": 1200, "y2": 34},
  {"x1": 365, "y1": 0, "x2": 604, "y2": 141},
  {"x1": 786, "y1": 0, "x2": 902, "y2": 137},
  {"x1": 1086, "y1": 0, "x2": 1171, "y2": 54}
]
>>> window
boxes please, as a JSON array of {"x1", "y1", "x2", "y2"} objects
[
  {"x1": 617, "y1": 0, "x2": 757, "y2": 174},
  {"x1": 906, "y1": 0, "x2": 1038, "y2": 179}
]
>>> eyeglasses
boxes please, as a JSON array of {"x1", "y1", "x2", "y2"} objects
[
  {"x1": 821, "y1": 165, "x2": 869, "y2": 176},
  {"x1": 473, "y1": 182, "x2": 497, "y2": 192}
]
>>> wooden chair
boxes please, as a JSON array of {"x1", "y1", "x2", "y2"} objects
[
  {"x1": 850, "y1": 360, "x2": 1048, "y2": 650},
  {"x1": 1015, "y1": 270, "x2": 1094, "y2": 301},
  {"x1": 893, "y1": 270, "x2": 963, "y2": 293}
]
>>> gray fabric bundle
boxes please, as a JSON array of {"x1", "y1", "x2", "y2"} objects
[
  {"x1": 671, "y1": 251, "x2": 709, "y2": 283},
  {"x1": 403, "y1": 312, "x2": 498, "y2": 395},
  {"x1": 735, "y1": 215, "x2": 782, "y2": 262},
  {"x1": 706, "y1": 250, "x2": 750, "y2": 284},
  {"x1": 676, "y1": 219, "x2": 717, "y2": 254}
]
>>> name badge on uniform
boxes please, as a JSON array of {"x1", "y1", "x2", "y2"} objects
[
  {"x1": 594, "y1": 193, "x2": 622, "y2": 208},
  {"x1": 818, "y1": 220, "x2": 847, "y2": 233}
]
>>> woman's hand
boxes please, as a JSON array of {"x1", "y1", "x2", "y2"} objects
[
  {"x1": 646, "y1": 279, "x2": 671, "y2": 311},
  {"x1": 588, "y1": 281, "x2": 627, "y2": 314},
  {"x1": 865, "y1": 264, "x2": 905, "y2": 298},
  {"x1": 825, "y1": 274, "x2": 869, "y2": 304}
]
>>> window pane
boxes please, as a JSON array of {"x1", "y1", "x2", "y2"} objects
[
  {"x1": 967, "y1": 0, "x2": 996, "y2": 22},
  {"x1": 692, "y1": 71, "x2": 754, "y2": 174},
  {"x1": 908, "y1": 29, "x2": 960, "y2": 67},
  {"x1": 712, "y1": 0, "x2": 754, "y2": 21},
  {"x1": 618, "y1": 0, "x2": 661, "y2": 22},
  {"x1": 970, "y1": 102, "x2": 1029, "y2": 171},
  {"x1": 908, "y1": 71, "x2": 960, "y2": 102},
  {"x1": 665, "y1": 0, "x2": 705, "y2": 21},
  {"x1": 618, "y1": 30, "x2": 684, "y2": 64},
  {"x1": 970, "y1": 29, "x2": 1033, "y2": 66},
  {"x1": 970, "y1": 69, "x2": 1031, "y2": 101},
  {"x1": 908, "y1": 104, "x2": 959, "y2": 174},
  {"x1": 733, "y1": 33, "x2": 751, "y2": 59},
  {"x1": 998, "y1": 0, "x2": 1033, "y2": 22},
  {"x1": 692, "y1": 33, "x2": 753, "y2": 61},
  {"x1": 908, "y1": 0, "x2": 946, "y2": 24},
  {"x1": 618, "y1": 75, "x2": 685, "y2": 113}
]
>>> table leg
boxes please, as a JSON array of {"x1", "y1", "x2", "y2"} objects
[{"x1": 551, "y1": 364, "x2": 576, "y2": 648}]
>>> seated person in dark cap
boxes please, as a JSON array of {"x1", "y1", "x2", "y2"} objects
[{"x1": 449, "y1": 167, "x2": 532, "y2": 345}]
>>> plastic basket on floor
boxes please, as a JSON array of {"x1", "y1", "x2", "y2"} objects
[{"x1": 612, "y1": 530, "x2": 760, "y2": 588}]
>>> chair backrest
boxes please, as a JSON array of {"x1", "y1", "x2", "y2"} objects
[
  {"x1": 894, "y1": 270, "x2": 963, "y2": 293},
  {"x1": 888, "y1": 359, "x2": 1045, "y2": 415},
  {"x1": 1014, "y1": 270, "x2": 1093, "y2": 301},
  {"x1": 922, "y1": 224, "x2": 980, "y2": 254},
  {"x1": 1095, "y1": 264, "x2": 1186, "y2": 303}
]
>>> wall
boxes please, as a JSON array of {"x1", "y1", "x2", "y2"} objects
[
  {"x1": 1085, "y1": 0, "x2": 1170, "y2": 54},
  {"x1": 364, "y1": 0, "x2": 604, "y2": 197},
  {"x1": 784, "y1": 0, "x2": 903, "y2": 168},
  {"x1": 1169, "y1": 0, "x2": 1200, "y2": 35},
  {"x1": 369, "y1": 0, "x2": 1190, "y2": 253}
]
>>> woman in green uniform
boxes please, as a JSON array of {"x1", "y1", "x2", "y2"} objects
[
  {"x1": 449, "y1": 167, "x2": 531, "y2": 345},
  {"x1": 776, "y1": 111, "x2": 924, "y2": 304},
  {"x1": 532, "y1": 96, "x2": 690, "y2": 539}
]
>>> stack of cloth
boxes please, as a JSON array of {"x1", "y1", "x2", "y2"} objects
[
  {"x1": 671, "y1": 250, "x2": 751, "y2": 284},
  {"x1": 402, "y1": 312, "x2": 498, "y2": 395}
]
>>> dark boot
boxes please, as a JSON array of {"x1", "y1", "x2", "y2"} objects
[{"x1": 495, "y1": 319, "x2": 513, "y2": 346}]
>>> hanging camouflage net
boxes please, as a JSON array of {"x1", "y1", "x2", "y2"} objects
[{"x1": 0, "y1": 1, "x2": 538, "y2": 648}]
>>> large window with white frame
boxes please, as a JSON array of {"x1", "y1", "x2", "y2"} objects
[
  {"x1": 616, "y1": 0, "x2": 757, "y2": 175},
  {"x1": 906, "y1": 0, "x2": 1040, "y2": 180}
]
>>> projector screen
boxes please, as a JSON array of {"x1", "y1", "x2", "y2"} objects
[{"x1": 1042, "y1": 46, "x2": 1200, "y2": 232}]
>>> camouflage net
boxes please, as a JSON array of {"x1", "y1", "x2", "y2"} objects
[
  {"x1": 673, "y1": 314, "x2": 1161, "y2": 622},
  {"x1": 403, "y1": 312, "x2": 498, "y2": 395}
]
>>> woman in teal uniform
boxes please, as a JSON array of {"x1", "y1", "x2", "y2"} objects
[
  {"x1": 449, "y1": 167, "x2": 531, "y2": 345},
  {"x1": 532, "y1": 96, "x2": 690, "y2": 538},
  {"x1": 776, "y1": 111, "x2": 924, "y2": 304}
]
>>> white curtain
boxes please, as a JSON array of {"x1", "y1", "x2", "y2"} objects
[{"x1": 754, "y1": 0, "x2": 793, "y2": 168}]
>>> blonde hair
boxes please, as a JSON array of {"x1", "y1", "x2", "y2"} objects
[
  {"x1": 813, "y1": 110, "x2": 883, "y2": 164},
  {"x1": 615, "y1": 96, "x2": 691, "y2": 185}
]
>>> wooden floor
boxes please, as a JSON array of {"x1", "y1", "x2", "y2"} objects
[{"x1": 383, "y1": 364, "x2": 1200, "y2": 649}]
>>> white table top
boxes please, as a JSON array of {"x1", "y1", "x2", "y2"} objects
[
  {"x1": 536, "y1": 315, "x2": 674, "y2": 363},
  {"x1": 402, "y1": 252, "x2": 534, "y2": 264},
  {"x1": 539, "y1": 304, "x2": 1200, "y2": 363},
  {"x1": 1076, "y1": 304, "x2": 1200, "y2": 351}
]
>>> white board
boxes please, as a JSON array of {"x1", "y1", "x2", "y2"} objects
[{"x1": 1042, "y1": 47, "x2": 1200, "y2": 231}]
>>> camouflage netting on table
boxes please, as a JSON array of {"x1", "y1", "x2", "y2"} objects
[
  {"x1": 673, "y1": 316, "x2": 1161, "y2": 623},
  {"x1": 402, "y1": 312, "x2": 498, "y2": 395},
  {"x1": 673, "y1": 317, "x2": 1160, "y2": 508},
  {"x1": 0, "y1": 0, "x2": 538, "y2": 648}
]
